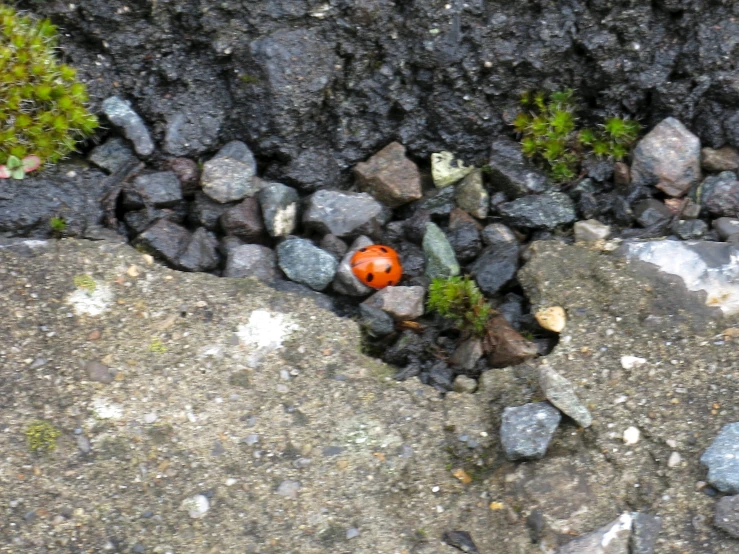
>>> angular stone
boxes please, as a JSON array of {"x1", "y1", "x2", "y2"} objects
[
  {"x1": 86, "y1": 360, "x2": 113, "y2": 384},
  {"x1": 167, "y1": 158, "x2": 200, "y2": 197},
  {"x1": 447, "y1": 210, "x2": 482, "y2": 263},
  {"x1": 88, "y1": 137, "x2": 137, "y2": 174},
  {"x1": 431, "y1": 151, "x2": 473, "y2": 188},
  {"x1": 574, "y1": 219, "x2": 611, "y2": 242},
  {"x1": 701, "y1": 422, "x2": 739, "y2": 493},
  {"x1": 135, "y1": 220, "x2": 191, "y2": 267},
  {"x1": 500, "y1": 402, "x2": 561, "y2": 461},
  {"x1": 696, "y1": 171, "x2": 739, "y2": 217},
  {"x1": 223, "y1": 244, "x2": 281, "y2": 282},
  {"x1": 422, "y1": 361, "x2": 454, "y2": 392},
  {"x1": 164, "y1": 110, "x2": 222, "y2": 158},
  {"x1": 423, "y1": 222, "x2": 460, "y2": 279},
  {"x1": 671, "y1": 219, "x2": 707, "y2": 240},
  {"x1": 190, "y1": 192, "x2": 230, "y2": 231},
  {"x1": 101, "y1": 96, "x2": 155, "y2": 157},
  {"x1": 488, "y1": 138, "x2": 550, "y2": 198},
  {"x1": 354, "y1": 142, "x2": 422, "y2": 208},
  {"x1": 713, "y1": 217, "x2": 739, "y2": 240},
  {"x1": 362, "y1": 286, "x2": 425, "y2": 321},
  {"x1": 277, "y1": 237, "x2": 338, "y2": 291},
  {"x1": 455, "y1": 169, "x2": 489, "y2": 219},
  {"x1": 332, "y1": 236, "x2": 374, "y2": 296},
  {"x1": 468, "y1": 226, "x2": 520, "y2": 296},
  {"x1": 702, "y1": 146, "x2": 739, "y2": 172},
  {"x1": 613, "y1": 162, "x2": 631, "y2": 189},
  {"x1": 557, "y1": 513, "x2": 632, "y2": 554},
  {"x1": 303, "y1": 190, "x2": 389, "y2": 239},
  {"x1": 319, "y1": 234, "x2": 348, "y2": 261},
  {"x1": 124, "y1": 207, "x2": 186, "y2": 235},
  {"x1": 630, "y1": 512, "x2": 662, "y2": 554},
  {"x1": 714, "y1": 495, "x2": 739, "y2": 539},
  {"x1": 403, "y1": 209, "x2": 432, "y2": 244},
  {"x1": 449, "y1": 337, "x2": 484, "y2": 371},
  {"x1": 220, "y1": 197, "x2": 266, "y2": 243},
  {"x1": 452, "y1": 375, "x2": 478, "y2": 394},
  {"x1": 442, "y1": 530, "x2": 480, "y2": 553},
  {"x1": 179, "y1": 228, "x2": 220, "y2": 272},
  {"x1": 258, "y1": 182, "x2": 299, "y2": 238},
  {"x1": 201, "y1": 146, "x2": 260, "y2": 203},
  {"x1": 124, "y1": 171, "x2": 182, "y2": 209},
  {"x1": 358, "y1": 304, "x2": 395, "y2": 338},
  {"x1": 633, "y1": 199, "x2": 672, "y2": 228},
  {"x1": 281, "y1": 148, "x2": 341, "y2": 192},
  {"x1": 630, "y1": 117, "x2": 702, "y2": 197},
  {"x1": 498, "y1": 192, "x2": 576, "y2": 230},
  {"x1": 539, "y1": 365, "x2": 592, "y2": 428}
]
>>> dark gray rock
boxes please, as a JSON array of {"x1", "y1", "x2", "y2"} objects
[
  {"x1": 423, "y1": 222, "x2": 460, "y2": 279},
  {"x1": 124, "y1": 171, "x2": 182, "y2": 209},
  {"x1": 86, "y1": 360, "x2": 113, "y2": 384},
  {"x1": 212, "y1": 141, "x2": 256, "y2": 165},
  {"x1": 101, "y1": 96, "x2": 155, "y2": 157},
  {"x1": 332, "y1": 236, "x2": 374, "y2": 296},
  {"x1": 500, "y1": 402, "x2": 561, "y2": 461},
  {"x1": 498, "y1": 193, "x2": 576, "y2": 230},
  {"x1": 696, "y1": 171, "x2": 739, "y2": 217},
  {"x1": 134, "y1": 220, "x2": 191, "y2": 267},
  {"x1": 87, "y1": 137, "x2": 137, "y2": 174},
  {"x1": 257, "y1": 182, "x2": 299, "y2": 238},
  {"x1": 713, "y1": 217, "x2": 739, "y2": 240},
  {"x1": 403, "y1": 210, "x2": 432, "y2": 244},
  {"x1": 449, "y1": 338, "x2": 484, "y2": 371},
  {"x1": 124, "y1": 207, "x2": 186, "y2": 235},
  {"x1": 223, "y1": 244, "x2": 281, "y2": 282},
  {"x1": 633, "y1": 199, "x2": 673, "y2": 228},
  {"x1": 362, "y1": 286, "x2": 425, "y2": 321},
  {"x1": 277, "y1": 237, "x2": 338, "y2": 291},
  {"x1": 583, "y1": 157, "x2": 614, "y2": 183},
  {"x1": 631, "y1": 117, "x2": 702, "y2": 197},
  {"x1": 279, "y1": 148, "x2": 341, "y2": 193},
  {"x1": 498, "y1": 293, "x2": 524, "y2": 330},
  {"x1": 574, "y1": 219, "x2": 611, "y2": 242},
  {"x1": 714, "y1": 495, "x2": 739, "y2": 539},
  {"x1": 539, "y1": 366, "x2": 592, "y2": 428},
  {"x1": 179, "y1": 228, "x2": 220, "y2": 272},
  {"x1": 488, "y1": 138, "x2": 550, "y2": 198},
  {"x1": 556, "y1": 513, "x2": 632, "y2": 554},
  {"x1": 468, "y1": 231, "x2": 520, "y2": 296},
  {"x1": 319, "y1": 234, "x2": 348, "y2": 261},
  {"x1": 167, "y1": 158, "x2": 200, "y2": 197},
  {"x1": 190, "y1": 192, "x2": 230, "y2": 231},
  {"x1": 672, "y1": 218, "x2": 708, "y2": 240},
  {"x1": 354, "y1": 142, "x2": 422, "y2": 208},
  {"x1": 630, "y1": 512, "x2": 662, "y2": 554},
  {"x1": 163, "y1": 110, "x2": 222, "y2": 158},
  {"x1": 303, "y1": 190, "x2": 389, "y2": 239},
  {"x1": 201, "y1": 144, "x2": 260, "y2": 203},
  {"x1": 455, "y1": 169, "x2": 488, "y2": 219},
  {"x1": 447, "y1": 210, "x2": 482, "y2": 263},
  {"x1": 421, "y1": 361, "x2": 454, "y2": 392},
  {"x1": 220, "y1": 198, "x2": 266, "y2": 243},
  {"x1": 702, "y1": 147, "x2": 739, "y2": 172},
  {"x1": 358, "y1": 304, "x2": 395, "y2": 338},
  {"x1": 416, "y1": 186, "x2": 456, "y2": 217},
  {"x1": 701, "y1": 422, "x2": 739, "y2": 493},
  {"x1": 442, "y1": 530, "x2": 479, "y2": 554}
]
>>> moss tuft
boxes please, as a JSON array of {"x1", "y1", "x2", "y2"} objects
[
  {"x1": 25, "y1": 420, "x2": 61, "y2": 452},
  {"x1": 427, "y1": 276, "x2": 492, "y2": 336}
]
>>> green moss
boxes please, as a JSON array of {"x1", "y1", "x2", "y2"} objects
[
  {"x1": 240, "y1": 74, "x2": 260, "y2": 85},
  {"x1": 73, "y1": 273, "x2": 96, "y2": 292},
  {"x1": 427, "y1": 276, "x2": 492, "y2": 336},
  {"x1": 149, "y1": 338, "x2": 167, "y2": 354},
  {"x1": 514, "y1": 89, "x2": 641, "y2": 183},
  {"x1": 25, "y1": 420, "x2": 61, "y2": 452},
  {"x1": 0, "y1": 4, "x2": 98, "y2": 167},
  {"x1": 49, "y1": 215, "x2": 66, "y2": 233}
]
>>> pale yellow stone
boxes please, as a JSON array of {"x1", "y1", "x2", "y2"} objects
[
  {"x1": 535, "y1": 306, "x2": 566, "y2": 333},
  {"x1": 127, "y1": 265, "x2": 140, "y2": 277}
]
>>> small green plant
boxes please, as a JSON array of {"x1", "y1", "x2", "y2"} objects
[
  {"x1": 49, "y1": 215, "x2": 66, "y2": 233},
  {"x1": 73, "y1": 274, "x2": 96, "y2": 292},
  {"x1": 427, "y1": 276, "x2": 493, "y2": 336},
  {"x1": 0, "y1": 4, "x2": 98, "y2": 174},
  {"x1": 514, "y1": 89, "x2": 640, "y2": 183},
  {"x1": 25, "y1": 420, "x2": 61, "y2": 452},
  {"x1": 149, "y1": 338, "x2": 167, "y2": 353}
]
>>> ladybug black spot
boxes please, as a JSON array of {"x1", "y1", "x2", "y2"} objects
[
  {"x1": 387, "y1": 280, "x2": 393, "y2": 286},
  {"x1": 366, "y1": 273, "x2": 374, "y2": 283},
  {"x1": 380, "y1": 247, "x2": 388, "y2": 253},
  {"x1": 359, "y1": 248, "x2": 367, "y2": 252},
  {"x1": 385, "y1": 264, "x2": 392, "y2": 273}
]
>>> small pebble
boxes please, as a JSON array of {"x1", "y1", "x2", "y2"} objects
[
  {"x1": 143, "y1": 413, "x2": 158, "y2": 424},
  {"x1": 346, "y1": 528, "x2": 360, "y2": 539},
  {"x1": 624, "y1": 426, "x2": 640, "y2": 445},
  {"x1": 668, "y1": 452, "x2": 682, "y2": 468}
]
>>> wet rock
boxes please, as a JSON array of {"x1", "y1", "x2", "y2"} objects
[
  {"x1": 421, "y1": 361, "x2": 454, "y2": 392},
  {"x1": 220, "y1": 198, "x2": 266, "y2": 243},
  {"x1": 539, "y1": 366, "x2": 592, "y2": 428},
  {"x1": 134, "y1": 220, "x2": 190, "y2": 266},
  {"x1": 557, "y1": 513, "x2": 632, "y2": 554},
  {"x1": 358, "y1": 304, "x2": 395, "y2": 338},
  {"x1": 630, "y1": 117, "x2": 702, "y2": 197},
  {"x1": 714, "y1": 495, "x2": 739, "y2": 539},
  {"x1": 488, "y1": 138, "x2": 549, "y2": 198},
  {"x1": 167, "y1": 158, "x2": 200, "y2": 197},
  {"x1": 499, "y1": 293, "x2": 524, "y2": 330},
  {"x1": 277, "y1": 237, "x2": 338, "y2": 291},
  {"x1": 423, "y1": 222, "x2": 460, "y2": 279},
  {"x1": 696, "y1": 171, "x2": 739, "y2": 217},
  {"x1": 449, "y1": 338, "x2": 483, "y2": 371},
  {"x1": 333, "y1": 236, "x2": 374, "y2": 296},
  {"x1": 701, "y1": 422, "x2": 739, "y2": 493},
  {"x1": 702, "y1": 146, "x2": 739, "y2": 172},
  {"x1": 383, "y1": 330, "x2": 425, "y2": 366},
  {"x1": 124, "y1": 207, "x2": 186, "y2": 235},
  {"x1": 582, "y1": 157, "x2": 614, "y2": 183},
  {"x1": 455, "y1": 169, "x2": 488, "y2": 219},
  {"x1": 190, "y1": 192, "x2": 230, "y2": 231},
  {"x1": 468, "y1": 227, "x2": 519, "y2": 295},
  {"x1": 101, "y1": 96, "x2": 155, "y2": 157},
  {"x1": 163, "y1": 110, "x2": 222, "y2": 158},
  {"x1": 416, "y1": 186, "x2": 456, "y2": 216},
  {"x1": 403, "y1": 209, "x2": 432, "y2": 244},
  {"x1": 354, "y1": 142, "x2": 422, "y2": 208},
  {"x1": 362, "y1": 286, "x2": 425, "y2": 321},
  {"x1": 574, "y1": 219, "x2": 611, "y2": 242},
  {"x1": 713, "y1": 217, "x2": 739, "y2": 240},
  {"x1": 319, "y1": 234, "x2": 348, "y2": 261},
  {"x1": 633, "y1": 199, "x2": 672, "y2": 228},
  {"x1": 452, "y1": 376, "x2": 478, "y2": 394},
  {"x1": 86, "y1": 360, "x2": 113, "y2": 384},
  {"x1": 258, "y1": 182, "x2": 299, "y2": 238},
  {"x1": 613, "y1": 162, "x2": 631, "y2": 189},
  {"x1": 201, "y1": 143, "x2": 260, "y2": 203},
  {"x1": 672, "y1": 219, "x2": 708, "y2": 240},
  {"x1": 498, "y1": 192, "x2": 576, "y2": 230},
  {"x1": 442, "y1": 530, "x2": 479, "y2": 553},
  {"x1": 500, "y1": 402, "x2": 561, "y2": 461},
  {"x1": 179, "y1": 228, "x2": 220, "y2": 272},
  {"x1": 88, "y1": 137, "x2": 137, "y2": 174},
  {"x1": 630, "y1": 512, "x2": 662, "y2": 554},
  {"x1": 303, "y1": 190, "x2": 389, "y2": 239},
  {"x1": 223, "y1": 244, "x2": 281, "y2": 282},
  {"x1": 124, "y1": 171, "x2": 182, "y2": 209},
  {"x1": 281, "y1": 149, "x2": 341, "y2": 192},
  {"x1": 447, "y1": 211, "x2": 482, "y2": 263},
  {"x1": 431, "y1": 151, "x2": 473, "y2": 188}
]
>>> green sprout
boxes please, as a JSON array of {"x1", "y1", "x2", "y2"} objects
[
  {"x1": 427, "y1": 276, "x2": 492, "y2": 336},
  {"x1": 25, "y1": 420, "x2": 61, "y2": 452},
  {"x1": 49, "y1": 215, "x2": 66, "y2": 233}
]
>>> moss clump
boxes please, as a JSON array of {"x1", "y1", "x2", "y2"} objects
[
  {"x1": 25, "y1": 420, "x2": 61, "y2": 452},
  {"x1": 49, "y1": 215, "x2": 66, "y2": 233},
  {"x1": 0, "y1": 4, "x2": 98, "y2": 168},
  {"x1": 73, "y1": 274, "x2": 96, "y2": 292},
  {"x1": 514, "y1": 89, "x2": 640, "y2": 183},
  {"x1": 149, "y1": 338, "x2": 167, "y2": 353},
  {"x1": 427, "y1": 276, "x2": 492, "y2": 336}
]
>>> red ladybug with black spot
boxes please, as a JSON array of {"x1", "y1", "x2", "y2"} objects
[{"x1": 350, "y1": 245, "x2": 403, "y2": 289}]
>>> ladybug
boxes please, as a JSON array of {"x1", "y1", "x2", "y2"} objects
[{"x1": 350, "y1": 245, "x2": 403, "y2": 289}]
